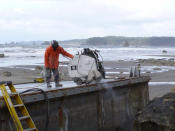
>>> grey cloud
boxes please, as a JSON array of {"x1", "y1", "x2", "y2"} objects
[{"x1": 0, "y1": 0, "x2": 175, "y2": 42}]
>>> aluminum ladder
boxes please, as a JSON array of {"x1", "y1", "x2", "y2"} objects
[{"x1": 0, "y1": 81, "x2": 38, "y2": 131}]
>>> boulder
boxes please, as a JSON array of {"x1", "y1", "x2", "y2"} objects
[
  {"x1": 153, "y1": 67, "x2": 161, "y2": 70},
  {"x1": 135, "y1": 93, "x2": 175, "y2": 131},
  {"x1": 138, "y1": 58, "x2": 175, "y2": 66},
  {"x1": 0, "y1": 54, "x2": 4, "y2": 57},
  {"x1": 3, "y1": 71, "x2": 12, "y2": 77},
  {"x1": 168, "y1": 58, "x2": 174, "y2": 62},
  {"x1": 35, "y1": 66, "x2": 43, "y2": 71},
  {"x1": 162, "y1": 50, "x2": 167, "y2": 53}
]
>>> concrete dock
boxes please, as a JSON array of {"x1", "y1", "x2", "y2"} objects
[{"x1": 0, "y1": 76, "x2": 150, "y2": 131}]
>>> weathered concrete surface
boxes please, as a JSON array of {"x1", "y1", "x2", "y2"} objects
[{"x1": 0, "y1": 76, "x2": 150, "y2": 131}]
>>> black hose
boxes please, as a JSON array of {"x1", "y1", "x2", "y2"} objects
[{"x1": 19, "y1": 88, "x2": 49, "y2": 131}]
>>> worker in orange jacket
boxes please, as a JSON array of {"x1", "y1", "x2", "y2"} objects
[{"x1": 44, "y1": 40, "x2": 73, "y2": 88}]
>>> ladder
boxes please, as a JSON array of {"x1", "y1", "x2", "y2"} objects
[{"x1": 0, "y1": 81, "x2": 38, "y2": 131}]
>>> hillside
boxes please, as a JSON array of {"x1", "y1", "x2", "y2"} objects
[
  {"x1": 61, "y1": 36, "x2": 175, "y2": 47},
  {"x1": 1, "y1": 36, "x2": 175, "y2": 48}
]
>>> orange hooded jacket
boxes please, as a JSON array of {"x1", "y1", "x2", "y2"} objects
[{"x1": 44, "y1": 45, "x2": 73, "y2": 69}]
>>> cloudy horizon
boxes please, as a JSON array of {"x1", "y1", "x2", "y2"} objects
[{"x1": 0, "y1": 0, "x2": 175, "y2": 43}]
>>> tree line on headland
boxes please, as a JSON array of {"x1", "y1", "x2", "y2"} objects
[{"x1": 2, "y1": 36, "x2": 175, "y2": 48}]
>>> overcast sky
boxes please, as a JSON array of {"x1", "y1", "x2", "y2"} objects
[{"x1": 0, "y1": 0, "x2": 175, "y2": 42}]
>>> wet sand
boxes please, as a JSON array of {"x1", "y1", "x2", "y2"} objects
[{"x1": 0, "y1": 60, "x2": 175, "y2": 100}]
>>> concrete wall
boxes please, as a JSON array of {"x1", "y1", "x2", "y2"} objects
[{"x1": 0, "y1": 76, "x2": 150, "y2": 131}]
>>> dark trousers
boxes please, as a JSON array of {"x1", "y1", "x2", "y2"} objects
[{"x1": 45, "y1": 68, "x2": 59, "y2": 83}]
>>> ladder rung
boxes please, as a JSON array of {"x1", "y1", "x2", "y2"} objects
[
  {"x1": 24, "y1": 128, "x2": 37, "y2": 131},
  {"x1": 14, "y1": 104, "x2": 24, "y2": 108},
  {"x1": 10, "y1": 92, "x2": 18, "y2": 96},
  {"x1": 19, "y1": 116, "x2": 30, "y2": 120},
  {"x1": 1, "y1": 83, "x2": 38, "y2": 130}
]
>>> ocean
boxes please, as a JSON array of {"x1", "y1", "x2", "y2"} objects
[{"x1": 0, "y1": 46, "x2": 175, "y2": 67}]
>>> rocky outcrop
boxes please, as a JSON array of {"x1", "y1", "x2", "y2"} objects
[
  {"x1": 3, "y1": 71, "x2": 12, "y2": 77},
  {"x1": 0, "y1": 54, "x2": 4, "y2": 57},
  {"x1": 139, "y1": 58, "x2": 175, "y2": 66},
  {"x1": 135, "y1": 93, "x2": 175, "y2": 131},
  {"x1": 162, "y1": 50, "x2": 167, "y2": 53}
]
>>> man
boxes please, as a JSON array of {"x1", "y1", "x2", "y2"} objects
[{"x1": 44, "y1": 40, "x2": 73, "y2": 88}]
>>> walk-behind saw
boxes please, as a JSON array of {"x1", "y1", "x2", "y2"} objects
[{"x1": 68, "y1": 48, "x2": 105, "y2": 85}]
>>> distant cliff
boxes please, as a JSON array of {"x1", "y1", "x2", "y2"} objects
[
  {"x1": 2, "y1": 36, "x2": 175, "y2": 48},
  {"x1": 61, "y1": 36, "x2": 175, "y2": 47}
]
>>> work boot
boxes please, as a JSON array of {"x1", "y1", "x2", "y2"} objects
[
  {"x1": 47, "y1": 83, "x2": 52, "y2": 88},
  {"x1": 55, "y1": 82, "x2": 62, "y2": 88}
]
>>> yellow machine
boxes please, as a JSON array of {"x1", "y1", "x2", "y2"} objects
[
  {"x1": 34, "y1": 78, "x2": 45, "y2": 83},
  {"x1": 0, "y1": 81, "x2": 38, "y2": 131}
]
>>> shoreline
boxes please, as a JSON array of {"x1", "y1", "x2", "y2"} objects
[{"x1": 1, "y1": 60, "x2": 175, "y2": 100}]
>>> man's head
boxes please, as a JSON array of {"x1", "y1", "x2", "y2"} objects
[{"x1": 51, "y1": 40, "x2": 59, "y2": 51}]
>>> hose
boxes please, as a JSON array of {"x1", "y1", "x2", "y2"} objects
[{"x1": 19, "y1": 88, "x2": 49, "y2": 131}]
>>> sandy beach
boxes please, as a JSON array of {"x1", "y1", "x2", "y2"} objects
[{"x1": 1, "y1": 59, "x2": 175, "y2": 100}]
